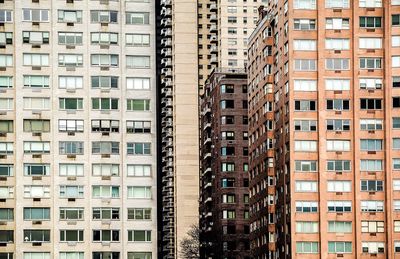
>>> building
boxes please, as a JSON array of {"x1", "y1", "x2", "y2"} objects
[
  {"x1": 197, "y1": 0, "x2": 262, "y2": 90},
  {"x1": 157, "y1": 0, "x2": 200, "y2": 258},
  {"x1": 247, "y1": 7, "x2": 274, "y2": 259},
  {"x1": 199, "y1": 69, "x2": 250, "y2": 259},
  {"x1": 0, "y1": 1, "x2": 157, "y2": 258},
  {"x1": 248, "y1": 1, "x2": 400, "y2": 258}
]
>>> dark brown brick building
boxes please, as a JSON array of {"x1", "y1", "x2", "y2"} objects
[{"x1": 199, "y1": 69, "x2": 250, "y2": 259}]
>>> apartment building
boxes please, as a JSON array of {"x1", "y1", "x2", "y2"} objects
[
  {"x1": 157, "y1": 0, "x2": 200, "y2": 258},
  {"x1": 199, "y1": 69, "x2": 250, "y2": 259},
  {"x1": 248, "y1": 0, "x2": 400, "y2": 258},
  {"x1": 197, "y1": 0, "x2": 262, "y2": 90},
  {"x1": 0, "y1": 0, "x2": 157, "y2": 258}
]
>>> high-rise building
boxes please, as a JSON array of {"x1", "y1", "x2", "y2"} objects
[
  {"x1": 197, "y1": 0, "x2": 262, "y2": 90},
  {"x1": 248, "y1": 1, "x2": 400, "y2": 258},
  {"x1": 0, "y1": 1, "x2": 157, "y2": 258},
  {"x1": 199, "y1": 69, "x2": 250, "y2": 259},
  {"x1": 157, "y1": 0, "x2": 200, "y2": 258}
]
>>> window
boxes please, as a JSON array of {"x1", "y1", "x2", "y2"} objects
[
  {"x1": 126, "y1": 121, "x2": 151, "y2": 133},
  {"x1": 24, "y1": 185, "x2": 50, "y2": 198},
  {"x1": 60, "y1": 230, "x2": 83, "y2": 242},
  {"x1": 23, "y1": 141, "x2": 50, "y2": 154},
  {"x1": 91, "y1": 120, "x2": 119, "y2": 133},
  {"x1": 221, "y1": 131, "x2": 235, "y2": 140},
  {"x1": 23, "y1": 75, "x2": 49, "y2": 88},
  {"x1": 326, "y1": 140, "x2": 350, "y2": 151},
  {"x1": 92, "y1": 98, "x2": 118, "y2": 110},
  {"x1": 127, "y1": 253, "x2": 152, "y2": 259},
  {"x1": 90, "y1": 32, "x2": 118, "y2": 46},
  {"x1": 0, "y1": 98, "x2": 12, "y2": 111},
  {"x1": 294, "y1": 160, "x2": 317, "y2": 172},
  {"x1": 59, "y1": 141, "x2": 83, "y2": 155},
  {"x1": 92, "y1": 208, "x2": 120, "y2": 220},
  {"x1": 326, "y1": 79, "x2": 350, "y2": 90},
  {"x1": 58, "y1": 54, "x2": 83, "y2": 67},
  {"x1": 360, "y1": 78, "x2": 382, "y2": 89},
  {"x1": 361, "y1": 221, "x2": 384, "y2": 233},
  {"x1": 23, "y1": 120, "x2": 50, "y2": 132},
  {"x1": 127, "y1": 208, "x2": 151, "y2": 220},
  {"x1": 0, "y1": 10, "x2": 12, "y2": 23},
  {"x1": 22, "y1": 31, "x2": 49, "y2": 44},
  {"x1": 221, "y1": 163, "x2": 235, "y2": 172},
  {"x1": 92, "y1": 142, "x2": 119, "y2": 155},
  {"x1": 360, "y1": 57, "x2": 382, "y2": 69},
  {"x1": 327, "y1": 119, "x2": 350, "y2": 131},
  {"x1": 58, "y1": 119, "x2": 83, "y2": 132},
  {"x1": 295, "y1": 201, "x2": 318, "y2": 212},
  {"x1": 294, "y1": 140, "x2": 317, "y2": 152},
  {"x1": 295, "y1": 181, "x2": 317, "y2": 192},
  {"x1": 328, "y1": 201, "x2": 351, "y2": 212},
  {"x1": 0, "y1": 142, "x2": 12, "y2": 155},
  {"x1": 394, "y1": 180, "x2": 400, "y2": 190},
  {"x1": 90, "y1": 10, "x2": 117, "y2": 23},
  {"x1": 360, "y1": 16, "x2": 382, "y2": 28},
  {"x1": 58, "y1": 32, "x2": 83, "y2": 45},
  {"x1": 361, "y1": 200, "x2": 384, "y2": 212},
  {"x1": 0, "y1": 164, "x2": 13, "y2": 177},
  {"x1": 296, "y1": 221, "x2": 318, "y2": 233},
  {"x1": 128, "y1": 230, "x2": 151, "y2": 242},
  {"x1": 127, "y1": 165, "x2": 151, "y2": 177},
  {"x1": 23, "y1": 53, "x2": 49, "y2": 66},
  {"x1": 92, "y1": 186, "x2": 119, "y2": 198},
  {"x1": 126, "y1": 12, "x2": 149, "y2": 24},
  {"x1": 294, "y1": 100, "x2": 316, "y2": 111},
  {"x1": 328, "y1": 242, "x2": 352, "y2": 254},
  {"x1": 296, "y1": 242, "x2": 319, "y2": 253},
  {"x1": 92, "y1": 230, "x2": 120, "y2": 242},
  {"x1": 360, "y1": 0, "x2": 382, "y2": 7},
  {"x1": 360, "y1": 160, "x2": 383, "y2": 171},
  {"x1": 293, "y1": 40, "x2": 317, "y2": 51},
  {"x1": 328, "y1": 221, "x2": 352, "y2": 233},
  {"x1": 59, "y1": 252, "x2": 84, "y2": 259},
  {"x1": 360, "y1": 98, "x2": 382, "y2": 110},
  {"x1": 127, "y1": 78, "x2": 150, "y2": 90},
  {"x1": 0, "y1": 76, "x2": 12, "y2": 88},
  {"x1": 91, "y1": 54, "x2": 118, "y2": 67},
  {"x1": 326, "y1": 18, "x2": 350, "y2": 29},
  {"x1": 294, "y1": 0, "x2": 316, "y2": 9},
  {"x1": 326, "y1": 58, "x2": 350, "y2": 70},
  {"x1": 127, "y1": 143, "x2": 151, "y2": 155},
  {"x1": 0, "y1": 120, "x2": 12, "y2": 133},
  {"x1": 393, "y1": 36, "x2": 400, "y2": 47},
  {"x1": 59, "y1": 76, "x2": 83, "y2": 90},
  {"x1": 23, "y1": 208, "x2": 50, "y2": 220},
  {"x1": 326, "y1": 0, "x2": 350, "y2": 8},
  {"x1": 127, "y1": 99, "x2": 150, "y2": 111},
  {"x1": 360, "y1": 139, "x2": 383, "y2": 151},
  {"x1": 294, "y1": 59, "x2": 316, "y2": 71},
  {"x1": 23, "y1": 9, "x2": 49, "y2": 22},
  {"x1": 361, "y1": 180, "x2": 383, "y2": 192},
  {"x1": 92, "y1": 252, "x2": 119, "y2": 259},
  {"x1": 126, "y1": 56, "x2": 150, "y2": 68},
  {"x1": 359, "y1": 38, "x2": 382, "y2": 49},
  {"x1": 59, "y1": 164, "x2": 84, "y2": 176},
  {"x1": 327, "y1": 160, "x2": 351, "y2": 172},
  {"x1": 222, "y1": 194, "x2": 236, "y2": 203},
  {"x1": 294, "y1": 19, "x2": 316, "y2": 30},
  {"x1": 126, "y1": 34, "x2": 150, "y2": 46},
  {"x1": 293, "y1": 80, "x2": 316, "y2": 91},
  {"x1": 59, "y1": 98, "x2": 83, "y2": 110},
  {"x1": 325, "y1": 38, "x2": 350, "y2": 50},
  {"x1": 326, "y1": 99, "x2": 350, "y2": 111},
  {"x1": 394, "y1": 15, "x2": 400, "y2": 26},
  {"x1": 59, "y1": 185, "x2": 84, "y2": 198},
  {"x1": 127, "y1": 186, "x2": 152, "y2": 198},
  {"x1": 394, "y1": 77, "x2": 400, "y2": 87},
  {"x1": 362, "y1": 242, "x2": 385, "y2": 254},
  {"x1": 395, "y1": 221, "x2": 400, "y2": 232},
  {"x1": 58, "y1": 10, "x2": 82, "y2": 23},
  {"x1": 360, "y1": 119, "x2": 382, "y2": 131},
  {"x1": 24, "y1": 164, "x2": 49, "y2": 176},
  {"x1": 328, "y1": 180, "x2": 351, "y2": 192},
  {"x1": 0, "y1": 208, "x2": 13, "y2": 221},
  {"x1": 59, "y1": 208, "x2": 84, "y2": 220},
  {"x1": 91, "y1": 76, "x2": 118, "y2": 89},
  {"x1": 23, "y1": 229, "x2": 50, "y2": 243},
  {"x1": 0, "y1": 187, "x2": 13, "y2": 199},
  {"x1": 295, "y1": 120, "x2": 317, "y2": 131},
  {"x1": 222, "y1": 210, "x2": 236, "y2": 219},
  {"x1": 92, "y1": 164, "x2": 119, "y2": 177},
  {"x1": 23, "y1": 97, "x2": 50, "y2": 110}
]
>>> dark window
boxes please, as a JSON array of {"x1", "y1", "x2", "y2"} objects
[
  {"x1": 360, "y1": 98, "x2": 382, "y2": 110},
  {"x1": 394, "y1": 97, "x2": 400, "y2": 108},
  {"x1": 242, "y1": 100, "x2": 248, "y2": 109},
  {"x1": 359, "y1": 16, "x2": 382, "y2": 28},
  {"x1": 242, "y1": 116, "x2": 248, "y2": 124},
  {"x1": 393, "y1": 15, "x2": 400, "y2": 26},
  {"x1": 394, "y1": 77, "x2": 400, "y2": 88}
]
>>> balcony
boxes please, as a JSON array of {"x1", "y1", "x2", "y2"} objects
[
  {"x1": 161, "y1": 0, "x2": 171, "y2": 6},
  {"x1": 161, "y1": 38, "x2": 172, "y2": 47},
  {"x1": 210, "y1": 14, "x2": 217, "y2": 22},
  {"x1": 161, "y1": 18, "x2": 172, "y2": 27},
  {"x1": 203, "y1": 152, "x2": 212, "y2": 159},
  {"x1": 161, "y1": 7, "x2": 172, "y2": 17},
  {"x1": 161, "y1": 88, "x2": 173, "y2": 97},
  {"x1": 161, "y1": 28, "x2": 172, "y2": 37},
  {"x1": 209, "y1": 24, "x2": 217, "y2": 32},
  {"x1": 161, "y1": 48, "x2": 172, "y2": 57},
  {"x1": 203, "y1": 122, "x2": 211, "y2": 130},
  {"x1": 210, "y1": 35, "x2": 218, "y2": 43},
  {"x1": 210, "y1": 55, "x2": 217, "y2": 64},
  {"x1": 209, "y1": 3, "x2": 217, "y2": 11},
  {"x1": 161, "y1": 58, "x2": 172, "y2": 67}
]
